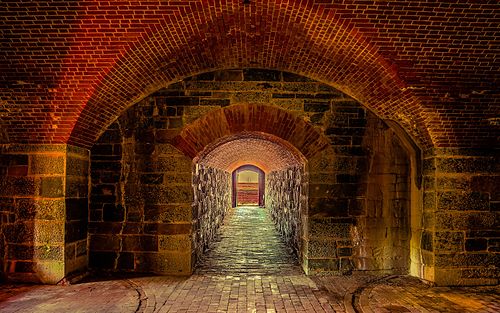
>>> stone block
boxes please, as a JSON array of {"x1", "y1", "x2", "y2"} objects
[
  {"x1": 29, "y1": 155, "x2": 65, "y2": 175},
  {"x1": 437, "y1": 191, "x2": 489, "y2": 211},
  {"x1": 436, "y1": 156, "x2": 496, "y2": 174},
  {"x1": 66, "y1": 177, "x2": 89, "y2": 198},
  {"x1": 157, "y1": 157, "x2": 191, "y2": 172},
  {"x1": 66, "y1": 198, "x2": 88, "y2": 221},
  {"x1": 89, "y1": 251, "x2": 117, "y2": 269},
  {"x1": 465, "y1": 238, "x2": 487, "y2": 251},
  {"x1": 39, "y1": 177, "x2": 64, "y2": 198},
  {"x1": 421, "y1": 231, "x2": 433, "y2": 251},
  {"x1": 307, "y1": 258, "x2": 340, "y2": 273},
  {"x1": 307, "y1": 239, "x2": 336, "y2": 258},
  {"x1": 7, "y1": 165, "x2": 28, "y2": 176},
  {"x1": 15, "y1": 261, "x2": 35, "y2": 273},
  {"x1": 65, "y1": 221, "x2": 88, "y2": 243},
  {"x1": 102, "y1": 204, "x2": 124, "y2": 222},
  {"x1": 435, "y1": 253, "x2": 498, "y2": 268},
  {"x1": 309, "y1": 218, "x2": 352, "y2": 239},
  {"x1": 304, "y1": 100, "x2": 330, "y2": 112},
  {"x1": 66, "y1": 157, "x2": 89, "y2": 177},
  {"x1": 89, "y1": 235, "x2": 121, "y2": 251},
  {"x1": 135, "y1": 251, "x2": 191, "y2": 275},
  {"x1": 0, "y1": 177, "x2": 36, "y2": 197},
  {"x1": 76, "y1": 241, "x2": 87, "y2": 257},
  {"x1": 117, "y1": 252, "x2": 135, "y2": 270},
  {"x1": 17, "y1": 198, "x2": 65, "y2": 220},
  {"x1": 144, "y1": 204, "x2": 192, "y2": 223},
  {"x1": 122, "y1": 235, "x2": 158, "y2": 252},
  {"x1": 4, "y1": 222, "x2": 35, "y2": 244},
  {"x1": 436, "y1": 212, "x2": 496, "y2": 231},
  {"x1": 434, "y1": 231, "x2": 464, "y2": 252},
  {"x1": 145, "y1": 223, "x2": 191, "y2": 235},
  {"x1": 158, "y1": 234, "x2": 191, "y2": 251},
  {"x1": 308, "y1": 198, "x2": 349, "y2": 217},
  {"x1": 243, "y1": 69, "x2": 281, "y2": 81}
]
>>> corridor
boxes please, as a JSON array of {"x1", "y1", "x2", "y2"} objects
[{"x1": 196, "y1": 206, "x2": 302, "y2": 276}]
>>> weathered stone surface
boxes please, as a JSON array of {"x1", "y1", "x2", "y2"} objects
[
  {"x1": 39, "y1": 177, "x2": 64, "y2": 198},
  {"x1": 159, "y1": 235, "x2": 191, "y2": 251},
  {"x1": 436, "y1": 157, "x2": 497, "y2": 174},
  {"x1": 465, "y1": 238, "x2": 487, "y2": 251},
  {"x1": 122, "y1": 235, "x2": 158, "y2": 252},
  {"x1": 309, "y1": 219, "x2": 352, "y2": 239},
  {"x1": 89, "y1": 235, "x2": 121, "y2": 251},
  {"x1": 29, "y1": 155, "x2": 65, "y2": 175},
  {"x1": 307, "y1": 239, "x2": 337, "y2": 258},
  {"x1": 435, "y1": 232, "x2": 464, "y2": 252},
  {"x1": 436, "y1": 212, "x2": 496, "y2": 231},
  {"x1": 144, "y1": 204, "x2": 191, "y2": 223},
  {"x1": 437, "y1": 191, "x2": 489, "y2": 211}
]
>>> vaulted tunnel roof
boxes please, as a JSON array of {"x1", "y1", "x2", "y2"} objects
[
  {"x1": 1, "y1": 1, "x2": 498, "y2": 149},
  {"x1": 196, "y1": 132, "x2": 305, "y2": 173}
]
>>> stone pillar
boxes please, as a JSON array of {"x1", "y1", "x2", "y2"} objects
[
  {"x1": 305, "y1": 147, "x2": 360, "y2": 275},
  {"x1": 0, "y1": 144, "x2": 89, "y2": 284},
  {"x1": 424, "y1": 148, "x2": 499, "y2": 286}
]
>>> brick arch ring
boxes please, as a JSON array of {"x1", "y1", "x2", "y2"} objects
[{"x1": 171, "y1": 103, "x2": 330, "y2": 162}]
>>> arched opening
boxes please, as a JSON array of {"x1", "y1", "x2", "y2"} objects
[
  {"x1": 86, "y1": 69, "x2": 425, "y2": 281},
  {"x1": 232, "y1": 165, "x2": 265, "y2": 207},
  {"x1": 191, "y1": 131, "x2": 309, "y2": 268}
]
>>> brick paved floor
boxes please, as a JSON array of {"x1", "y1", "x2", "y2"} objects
[{"x1": 0, "y1": 206, "x2": 498, "y2": 312}]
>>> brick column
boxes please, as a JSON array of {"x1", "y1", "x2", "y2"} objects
[
  {"x1": 423, "y1": 148, "x2": 499, "y2": 286},
  {"x1": 0, "y1": 144, "x2": 89, "y2": 284}
]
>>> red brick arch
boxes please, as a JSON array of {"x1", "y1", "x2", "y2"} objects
[
  {"x1": 7, "y1": 1, "x2": 497, "y2": 149},
  {"x1": 173, "y1": 103, "x2": 329, "y2": 161},
  {"x1": 63, "y1": 1, "x2": 433, "y2": 149}
]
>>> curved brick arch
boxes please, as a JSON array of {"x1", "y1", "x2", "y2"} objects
[
  {"x1": 65, "y1": 1, "x2": 434, "y2": 149},
  {"x1": 173, "y1": 103, "x2": 329, "y2": 161}
]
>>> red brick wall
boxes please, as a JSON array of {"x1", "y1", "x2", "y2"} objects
[{"x1": 1, "y1": 1, "x2": 498, "y2": 150}]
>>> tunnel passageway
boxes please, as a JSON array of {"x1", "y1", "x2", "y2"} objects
[{"x1": 196, "y1": 206, "x2": 302, "y2": 276}]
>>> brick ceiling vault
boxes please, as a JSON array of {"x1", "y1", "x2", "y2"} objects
[
  {"x1": 173, "y1": 103, "x2": 329, "y2": 161},
  {"x1": 1, "y1": 1, "x2": 498, "y2": 149},
  {"x1": 196, "y1": 133, "x2": 305, "y2": 173}
]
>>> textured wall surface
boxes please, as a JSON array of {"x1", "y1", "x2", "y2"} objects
[
  {"x1": 422, "y1": 149, "x2": 499, "y2": 286},
  {"x1": 266, "y1": 166, "x2": 305, "y2": 259},
  {"x1": 89, "y1": 104, "x2": 193, "y2": 275},
  {"x1": 354, "y1": 116, "x2": 411, "y2": 274},
  {"x1": 192, "y1": 165, "x2": 231, "y2": 265},
  {"x1": 0, "y1": 145, "x2": 88, "y2": 284}
]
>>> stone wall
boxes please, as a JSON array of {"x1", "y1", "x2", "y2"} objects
[
  {"x1": 0, "y1": 144, "x2": 88, "y2": 284},
  {"x1": 89, "y1": 101, "x2": 193, "y2": 275},
  {"x1": 88, "y1": 68, "x2": 420, "y2": 277},
  {"x1": 192, "y1": 165, "x2": 231, "y2": 265},
  {"x1": 423, "y1": 149, "x2": 499, "y2": 285},
  {"x1": 64, "y1": 146, "x2": 90, "y2": 278},
  {"x1": 354, "y1": 116, "x2": 411, "y2": 274},
  {"x1": 266, "y1": 166, "x2": 305, "y2": 259}
]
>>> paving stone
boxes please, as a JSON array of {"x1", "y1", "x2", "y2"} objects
[{"x1": 0, "y1": 206, "x2": 499, "y2": 312}]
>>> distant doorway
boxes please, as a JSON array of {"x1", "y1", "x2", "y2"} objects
[{"x1": 232, "y1": 165, "x2": 265, "y2": 207}]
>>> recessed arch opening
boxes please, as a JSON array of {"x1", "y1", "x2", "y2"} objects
[
  {"x1": 192, "y1": 131, "x2": 309, "y2": 264},
  {"x1": 85, "y1": 68, "x2": 426, "y2": 282}
]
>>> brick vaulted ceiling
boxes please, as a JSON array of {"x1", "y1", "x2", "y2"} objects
[{"x1": 1, "y1": 1, "x2": 498, "y2": 149}]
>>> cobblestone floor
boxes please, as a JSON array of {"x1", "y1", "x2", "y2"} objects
[{"x1": 0, "y1": 206, "x2": 498, "y2": 312}]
